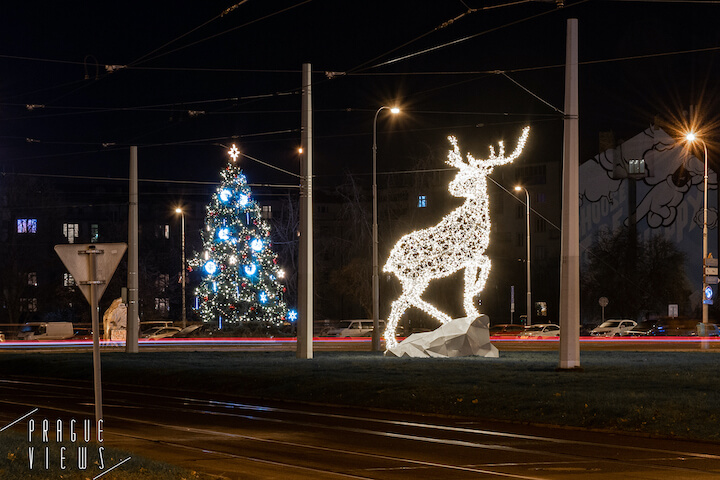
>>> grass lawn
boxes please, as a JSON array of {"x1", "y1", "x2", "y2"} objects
[{"x1": 2, "y1": 350, "x2": 719, "y2": 442}]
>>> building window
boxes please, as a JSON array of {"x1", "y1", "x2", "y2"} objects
[
  {"x1": 261, "y1": 205, "x2": 272, "y2": 219},
  {"x1": 155, "y1": 298, "x2": 169, "y2": 312},
  {"x1": 90, "y1": 224, "x2": 99, "y2": 243},
  {"x1": 63, "y1": 223, "x2": 79, "y2": 243},
  {"x1": 17, "y1": 218, "x2": 37, "y2": 234},
  {"x1": 28, "y1": 272, "x2": 37, "y2": 286},
  {"x1": 156, "y1": 224, "x2": 170, "y2": 239},
  {"x1": 63, "y1": 273, "x2": 76, "y2": 287},
  {"x1": 20, "y1": 298, "x2": 38, "y2": 312},
  {"x1": 535, "y1": 245, "x2": 547, "y2": 261},
  {"x1": 516, "y1": 205, "x2": 524, "y2": 219},
  {"x1": 534, "y1": 217, "x2": 546, "y2": 233},
  {"x1": 516, "y1": 233, "x2": 524, "y2": 248},
  {"x1": 536, "y1": 192, "x2": 546, "y2": 203},
  {"x1": 418, "y1": 195, "x2": 427, "y2": 208}
]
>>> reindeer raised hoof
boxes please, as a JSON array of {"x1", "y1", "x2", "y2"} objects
[{"x1": 383, "y1": 127, "x2": 530, "y2": 350}]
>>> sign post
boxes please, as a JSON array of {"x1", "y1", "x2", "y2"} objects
[
  {"x1": 55, "y1": 243, "x2": 127, "y2": 426},
  {"x1": 704, "y1": 254, "x2": 718, "y2": 307},
  {"x1": 598, "y1": 296, "x2": 609, "y2": 324}
]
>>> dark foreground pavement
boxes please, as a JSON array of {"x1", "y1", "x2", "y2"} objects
[{"x1": 2, "y1": 377, "x2": 720, "y2": 479}]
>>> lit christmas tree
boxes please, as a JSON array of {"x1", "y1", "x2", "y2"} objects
[{"x1": 191, "y1": 145, "x2": 288, "y2": 328}]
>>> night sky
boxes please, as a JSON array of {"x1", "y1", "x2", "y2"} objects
[{"x1": 1, "y1": 0, "x2": 719, "y2": 190}]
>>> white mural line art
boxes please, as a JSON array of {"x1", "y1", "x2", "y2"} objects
[
  {"x1": 383, "y1": 127, "x2": 530, "y2": 350},
  {"x1": 581, "y1": 126, "x2": 717, "y2": 233},
  {"x1": 579, "y1": 125, "x2": 718, "y2": 301}
]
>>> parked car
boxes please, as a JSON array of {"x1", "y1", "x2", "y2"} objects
[
  {"x1": 625, "y1": 321, "x2": 667, "y2": 337},
  {"x1": 590, "y1": 319, "x2": 637, "y2": 337},
  {"x1": 323, "y1": 320, "x2": 384, "y2": 337},
  {"x1": 17, "y1": 322, "x2": 74, "y2": 340},
  {"x1": 0, "y1": 331, "x2": 4, "y2": 342},
  {"x1": 696, "y1": 323, "x2": 720, "y2": 337},
  {"x1": 72, "y1": 327, "x2": 94, "y2": 340},
  {"x1": 142, "y1": 326, "x2": 182, "y2": 340},
  {"x1": 489, "y1": 324, "x2": 525, "y2": 336},
  {"x1": 521, "y1": 324, "x2": 560, "y2": 337}
]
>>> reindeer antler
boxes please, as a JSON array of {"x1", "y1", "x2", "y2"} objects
[
  {"x1": 470, "y1": 126, "x2": 530, "y2": 167},
  {"x1": 447, "y1": 127, "x2": 530, "y2": 169},
  {"x1": 446, "y1": 136, "x2": 465, "y2": 168}
]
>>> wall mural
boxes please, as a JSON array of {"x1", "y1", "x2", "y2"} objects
[{"x1": 579, "y1": 126, "x2": 718, "y2": 306}]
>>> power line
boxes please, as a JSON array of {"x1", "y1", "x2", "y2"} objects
[
  {"x1": 6, "y1": 171, "x2": 299, "y2": 189},
  {"x1": 136, "y1": 1, "x2": 314, "y2": 66},
  {"x1": 361, "y1": 0, "x2": 589, "y2": 71}
]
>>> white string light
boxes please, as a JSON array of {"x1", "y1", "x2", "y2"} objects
[{"x1": 383, "y1": 127, "x2": 530, "y2": 349}]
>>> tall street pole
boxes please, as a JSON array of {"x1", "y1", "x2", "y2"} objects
[
  {"x1": 297, "y1": 63, "x2": 314, "y2": 359},
  {"x1": 176, "y1": 208, "x2": 187, "y2": 329},
  {"x1": 702, "y1": 140, "x2": 709, "y2": 326},
  {"x1": 127, "y1": 146, "x2": 139, "y2": 353},
  {"x1": 559, "y1": 18, "x2": 581, "y2": 370},
  {"x1": 372, "y1": 106, "x2": 399, "y2": 351},
  {"x1": 515, "y1": 186, "x2": 531, "y2": 326},
  {"x1": 685, "y1": 133, "x2": 711, "y2": 325}
]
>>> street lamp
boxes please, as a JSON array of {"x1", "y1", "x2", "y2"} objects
[
  {"x1": 175, "y1": 207, "x2": 187, "y2": 329},
  {"x1": 685, "y1": 132, "x2": 709, "y2": 325},
  {"x1": 514, "y1": 186, "x2": 531, "y2": 326},
  {"x1": 372, "y1": 105, "x2": 400, "y2": 351}
]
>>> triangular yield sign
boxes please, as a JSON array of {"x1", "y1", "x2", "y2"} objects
[{"x1": 54, "y1": 243, "x2": 127, "y2": 303}]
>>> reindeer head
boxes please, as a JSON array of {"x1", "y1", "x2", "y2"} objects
[{"x1": 446, "y1": 126, "x2": 530, "y2": 198}]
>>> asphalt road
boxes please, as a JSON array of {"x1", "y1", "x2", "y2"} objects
[
  {"x1": 1, "y1": 337, "x2": 719, "y2": 353},
  {"x1": 1, "y1": 377, "x2": 720, "y2": 479}
]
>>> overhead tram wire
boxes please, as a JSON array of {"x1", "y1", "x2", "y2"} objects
[
  {"x1": 353, "y1": 0, "x2": 591, "y2": 73},
  {"x1": 345, "y1": 0, "x2": 536, "y2": 75},
  {"x1": 6, "y1": 171, "x2": 299, "y2": 190},
  {"x1": 7, "y1": 2, "x2": 308, "y2": 107},
  {"x1": 132, "y1": 0, "x2": 314, "y2": 67}
]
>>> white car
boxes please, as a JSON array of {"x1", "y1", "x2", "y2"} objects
[
  {"x1": 323, "y1": 320, "x2": 384, "y2": 338},
  {"x1": 590, "y1": 319, "x2": 637, "y2": 337},
  {"x1": 521, "y1": 324, "x2": 560, "y2": 337},
  {"x1": 142, "y1": 326, "x2": 182, "y2": 340}
]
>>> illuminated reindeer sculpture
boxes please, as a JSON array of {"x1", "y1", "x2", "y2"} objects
[{"x1": 383, "y1": 127, "x2": 530, "y2": 349}]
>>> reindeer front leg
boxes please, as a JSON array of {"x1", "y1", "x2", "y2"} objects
[
  {"x1": 385, "y1": 295, "x2": 411, "y2": 350},
  {"x1": 463, "y1": 256, "x2": 491, "y2": 317}
]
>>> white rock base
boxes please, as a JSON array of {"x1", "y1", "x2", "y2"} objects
[{"x1": 385, "y1": 315, "x2": 499, "y2": 358}]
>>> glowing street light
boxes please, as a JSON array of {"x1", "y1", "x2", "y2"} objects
[
  {"x1": 372, "y1": 105, "x2": 400, "y2": 351},
  {"x1": 685, "y1": 132, "x2": 710, "y2": 325},
  {"x1": 515, "y1": 186, "x2": 531, "y2": 325},
  {"x1": 175, "y1": 207, "x2": 187, "y2": 329}
]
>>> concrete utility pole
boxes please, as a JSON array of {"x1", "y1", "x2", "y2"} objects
[
  {"x1": 515, "y1": 186, "x2": 532, "y2": 326},
  {"x1": 559, "y1": 18, "x2": 581, "y2": 370},
  {"x1": 127, "y1": 146, "x2": 139, "y2": 353},
  {"x1": 297, "y1": 63, "x2": 313, "y2": 359}
]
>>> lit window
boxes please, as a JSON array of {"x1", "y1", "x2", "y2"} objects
[
  {"x1": 154, "y1": 298, "x2": 169, "y2": 312},
  {"x1": 28, "y1": 272, "x2": 37, "y2": 286},
  {"x1": 63, "y1": 223, "x2": 79, "y2": 243},
  {"x1": 17, "y1": 218, "x2": 37, "y2": 234},
  {"x1": 90, "y1": 224, "x2": 99, "y2": 243},
  {"x1": 156, "y1": 224, "x2": 170, "y2": 239},
  {"x1": 63, "y1": 273, "x2": 76, "y2": 287},
  {"x1": 261, "y1": 205, "x2": 272, "y2": 219},
  {"x1": 418, "y1": 195, "x2": 427, "y2": 208}
]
